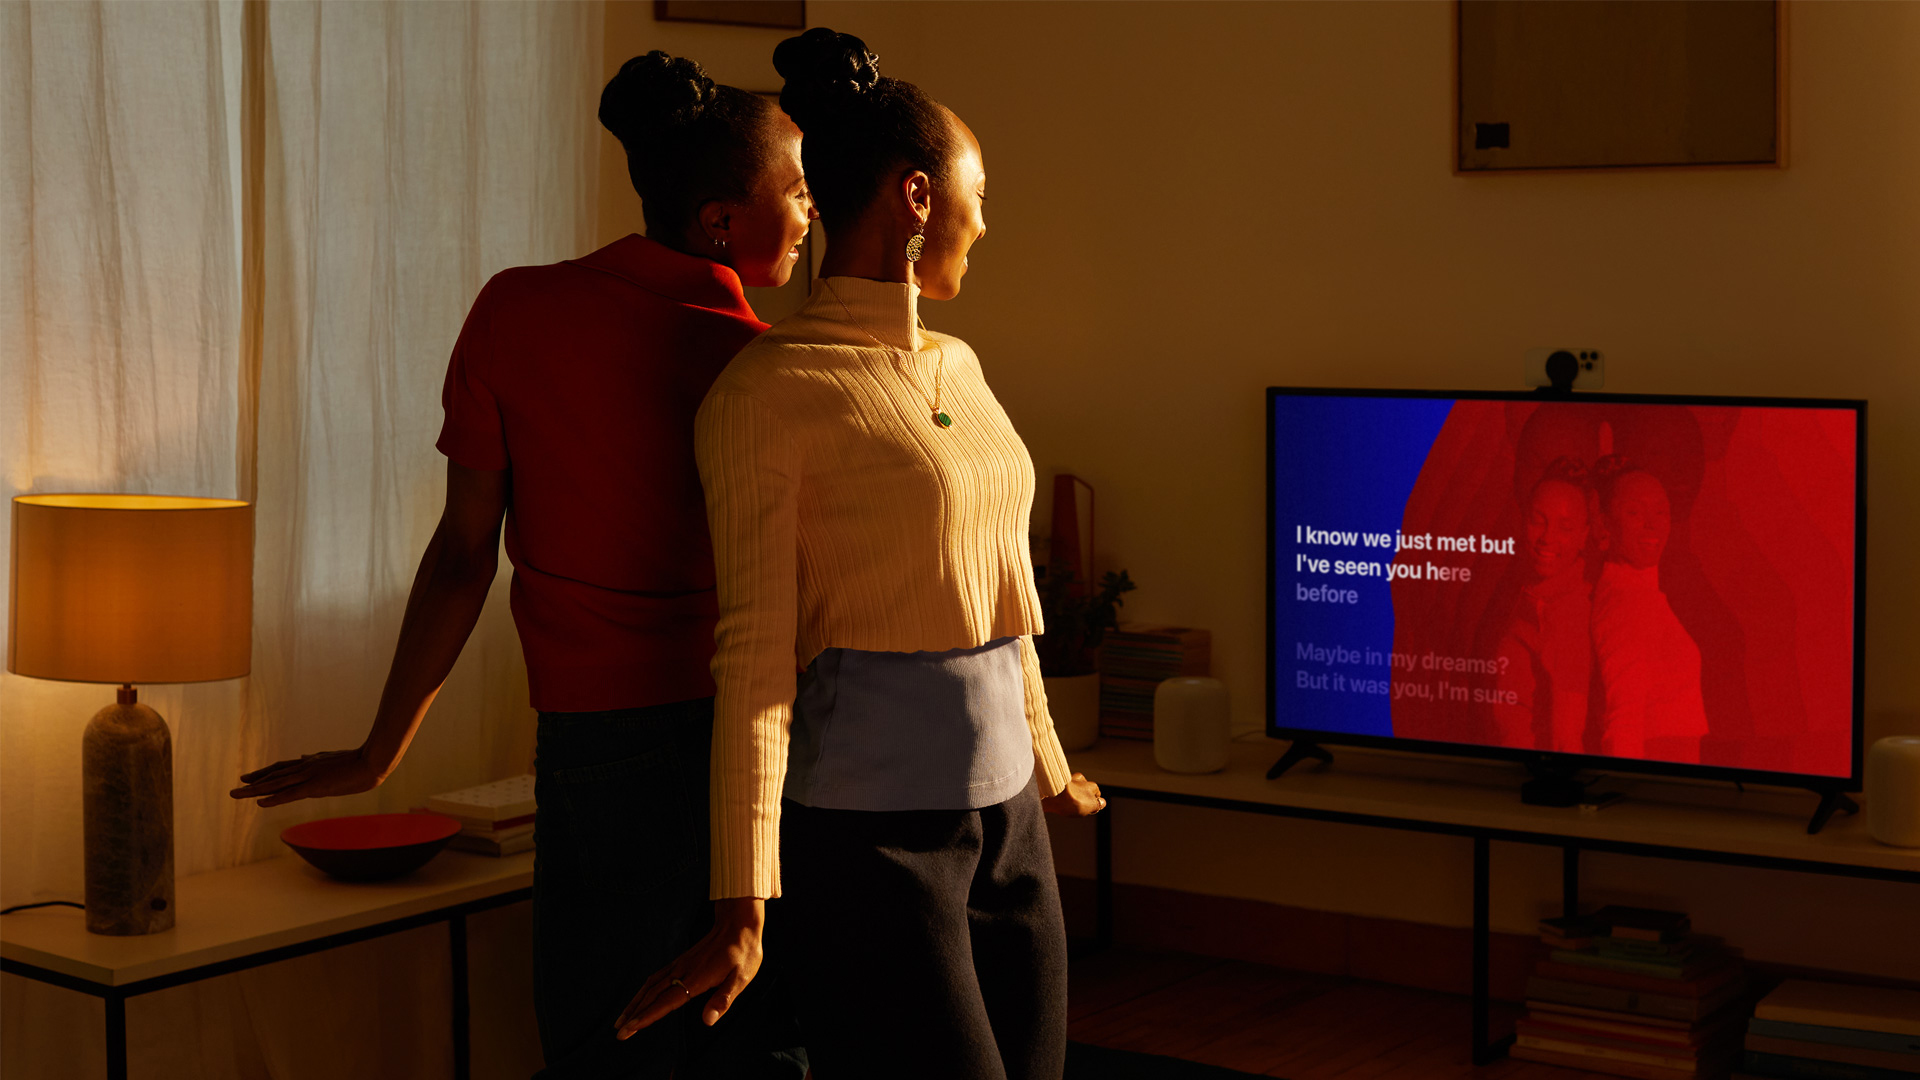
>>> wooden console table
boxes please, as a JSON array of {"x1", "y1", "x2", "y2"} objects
[
  {"x1": 0, "y1": 849, "x2": 534, "y2": 1080},
  {"x1": 1069, "y1": 737, "x2": 1920, "y2": 1065}
]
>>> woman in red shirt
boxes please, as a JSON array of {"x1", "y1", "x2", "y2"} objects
[{"x1": 231, "y1": 52, "x2": 815, "y2": 1079}]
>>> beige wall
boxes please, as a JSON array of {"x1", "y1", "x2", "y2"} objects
[{"x1": 604, "y1": 1, "x2": 1920, "y2": 979}]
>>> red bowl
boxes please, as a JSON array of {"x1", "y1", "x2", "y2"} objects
[{"x1": 281, "y1": 813, "x2": 462, "y2": 882}]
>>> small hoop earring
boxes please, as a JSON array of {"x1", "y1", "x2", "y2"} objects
[
  {"x1": 713, "y1": 237, "x2": 728, "y2": 249},
  {"x1": 904, "y1": 223, "x2": 925, "y2": 263}
]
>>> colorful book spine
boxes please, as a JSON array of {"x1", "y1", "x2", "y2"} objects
[
  {"x1": 1513, "y1": 1045, "x2": 1703, "y2": 1080},
  {"x1": 1602, "y1": 937, "x2": 1700, "y2": 958},
  {"x1": 1742, "y1": 1050, "x2": 1916, "y2": 1080},
  {"x1": 1517, "y1": 1016, "x2": 1708, "y2": 1049},
  {"x1": 1744, "y1": 1033, "x2": 1920, "y2": 1074},
  {"x1": 1528, "y1": 977, "x2": 1742, "y2": 1022},
  {"x1": 1515, "y1": 1034, "x2": 1702, "y2": 1071},
  {"x1": 1755, "y1": 982, "x2": 1920, "y2": 1039},
  {"x1": 1529, "y1": 1000, "x2": 1697, "y2": 1031},
  {"x1": 1098, "y1": 626, "x2": 1212, "y2": 680},
  {"x1": 1518, "y1": 1020, "x2": 1703, "y2": 1054},
  {"x1": 1747, "y1": 1020, "x2": 1920, "y2": 1057},
  {"x1": 1550, "y1": 948, "x2": 1733, "y2": 982},
  {"x1": 1097, "y1": 625, "x2": 1211, "y2": 740},
  {"x1": 1536, "y1": 958, "x2": 1741, "y2": 996}
]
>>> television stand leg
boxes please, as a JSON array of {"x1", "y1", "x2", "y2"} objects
[
  {"x1": 1807, "y1": 789, "x2": 1859, "y2": 835},
  {"x1": 1267, "y1": 740, "x2": 1332, "y2": 780}
]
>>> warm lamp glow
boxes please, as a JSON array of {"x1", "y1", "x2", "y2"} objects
[{"x1": 8, "y1": 494, "x2": 253, "y2": 684}]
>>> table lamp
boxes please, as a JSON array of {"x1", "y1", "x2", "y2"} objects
[{"x1": 8, "y1": 494, "x2": 252, "y2": 935}]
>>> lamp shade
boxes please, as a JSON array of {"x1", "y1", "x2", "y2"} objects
[{"x1": 9, "y1": 494, "x2": 253, "y2": 684}]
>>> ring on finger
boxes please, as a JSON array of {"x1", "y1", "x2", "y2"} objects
[{"x1": 670, "y1": 978, "x2": 692, "y2": 997}]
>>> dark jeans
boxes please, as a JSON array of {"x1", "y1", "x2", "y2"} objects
[
  {"x1": 779, "y1": 775, "x2": 1069, "y2": 1080},
  {"x1": 532, "y1": 698, "x2": 807, "y2": 1080}
]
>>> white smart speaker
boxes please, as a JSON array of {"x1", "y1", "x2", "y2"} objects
[
  {"x1": 1866, "y1": 736, "x2": 1920, "y2": 848},
  {"x1": 1153, "y1": 677, "x2": 1230, "y2": 774}
]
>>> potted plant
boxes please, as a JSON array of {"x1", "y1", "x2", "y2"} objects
[{"x1": 1036, "y1": 567, "x2": 1136, "y2": 751}]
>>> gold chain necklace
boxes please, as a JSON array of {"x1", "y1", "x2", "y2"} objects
[{"x1": 824, "y1": 279, "x2": 952, "y2": 429}]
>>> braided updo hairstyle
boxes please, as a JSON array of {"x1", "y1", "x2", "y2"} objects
[
  {"x1": 1534, "y1": 455, "x2": 1593, "y2": 497},
  {"x1": 1531, "y1": 455, "x2": 1598, "y2": 546},
  {"x1": 772, "y1": 28, "x2": 960, "y2": 225},
  {"x1": 1590, "y1": 454, "x2": 1647, "y2": 516},
  {"x1": 599, "y1": 51, "x2": 781, "y2": 243}
]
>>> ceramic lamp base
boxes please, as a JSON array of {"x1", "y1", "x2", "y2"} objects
[{"x1": 82, "y1": 687, "x2": 175, "y2": 935}]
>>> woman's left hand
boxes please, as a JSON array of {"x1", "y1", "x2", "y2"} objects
[
  {"x1": 615, "y1": 897, "x2": 765, "y2": 1039},
  {"x1": 1041, "y1": 772, "x2": 1105, "y2": 816}
]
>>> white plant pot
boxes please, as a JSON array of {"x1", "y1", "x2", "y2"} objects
[
  {"x1": 1867, "y1": 735, "x2": 1920, "y2": 848},
  {"x1": 1044, "y1": 673, "x2": 1101, "y2": 752}
]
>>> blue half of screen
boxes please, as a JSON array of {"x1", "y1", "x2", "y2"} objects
[{"x1": 1270, "y1": 394, "x2": 1454, "y2": 737}]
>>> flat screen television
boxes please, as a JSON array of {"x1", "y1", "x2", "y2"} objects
[{"x1": 1266, "y1": 388, "x2": 1866, "y2": 831}]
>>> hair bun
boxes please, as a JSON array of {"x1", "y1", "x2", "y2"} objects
[
  {"x1": 1541, "y1": 455, "x2": 1591, "y2": 487},
  {"x1": 1591, "y1": 454, "x2": 1637, "y2": 485},
  {"x1": 773, "y1": 28, "x2": 880, "y2": 129},
  {"x1": 600, "y1": 50, "x2": 717, "y2": 147}
]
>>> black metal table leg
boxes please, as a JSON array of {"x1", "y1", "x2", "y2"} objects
[
  {"x1": 105, "y1": 990, "x2": 127, "y2": 1080},
  {"x1": 1563, "y1": 844, "x2": 1581, "y2": 918},
  {"x1": 1469, "y1": 835, "x2": 1513, "y2": 1065},
  {"x1": 451, "y1": 913, "x2": 470, "y2": 1080},
  {"x1": 1471, "y1": 836, "x2": 1491, "y2": 1064},
  {"x1": 1095, "y1": 805, "x2": 1114, "y2": 950}
]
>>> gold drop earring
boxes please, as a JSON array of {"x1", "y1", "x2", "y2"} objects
[{"x1": 904, "y1": 221, "x2": 925, "y2": 263}]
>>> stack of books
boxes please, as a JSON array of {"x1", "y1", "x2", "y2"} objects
[
  {"x1": 1735, "y1": 980, "x2": 1920, "y2": 1080},
  {"x1": 1514, "y1": 905, "x2": 1750, "y2": 1080},
  {"x1": 424, "y1": 774, "x2": 537, "y2": 856},
  {"x1": 1098, "y1": 624, "x2": 1211, "y2": 740}
]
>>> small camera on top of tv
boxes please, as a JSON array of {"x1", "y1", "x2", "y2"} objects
[{"x1": 1524, "y1": 347, "x2": 1605, "y2": 391}]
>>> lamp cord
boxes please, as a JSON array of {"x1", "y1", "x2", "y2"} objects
[{"x1": 0, "y1": 900, "x2": 84, "y2": 914}]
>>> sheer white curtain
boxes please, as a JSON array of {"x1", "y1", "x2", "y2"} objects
[
  {"x1": 1, "y1": 0, "x2": 251, "y2": 912},
  {"x1": 3, "y1": 1, "x2": 599, "y2": 1075},
  {"x1": 242, "y1": 0, "x2": 600, "y2": 857}
]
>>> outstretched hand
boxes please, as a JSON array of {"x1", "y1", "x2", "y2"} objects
[
  {"x1": 615, "y1": 897, "x2": 765, "y2": 1039},
  {"x1": 230, "y1": 749, "x2": 381, "y2": 807},
  {"x1": 1042, "y1": 772, "x2": 1106, "y2": 816}
]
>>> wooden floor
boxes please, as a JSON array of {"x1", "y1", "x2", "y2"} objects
[{"x1": 1068, "y1": 947, "x2": 1622, "y2": 1080}]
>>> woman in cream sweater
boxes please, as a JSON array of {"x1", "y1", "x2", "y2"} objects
[{"x1": 615, "y1": 27, "x2": 1104, "y2": 1080}]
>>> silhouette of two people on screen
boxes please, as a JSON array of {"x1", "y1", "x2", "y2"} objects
[{"x1": 1488, "y1": 448, "x2": 1710, "y2": 765}]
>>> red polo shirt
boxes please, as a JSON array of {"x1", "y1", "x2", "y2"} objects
[{"x1": 437, "y1": 235, "x2": 767, "y2": 712}]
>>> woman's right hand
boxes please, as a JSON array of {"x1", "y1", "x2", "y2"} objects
[
  {"x1": 229, "y1": 748, "x2": 383, "y2": 807},
  {"x1": 1041, "y1": 772, "x2": 1106, "y2": 817}
]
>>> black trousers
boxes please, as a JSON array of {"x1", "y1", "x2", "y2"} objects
[
  {"x1": 531, "y1": 699, "x2": 808, "y2": 1080},
  {"x1": 779, "y1": 776, "x2": 1069, "y2": 1080}
]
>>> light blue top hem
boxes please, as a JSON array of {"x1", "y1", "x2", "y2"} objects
[{"x1": 783, "y1": 636, "x2": 1034, "y2": 812}]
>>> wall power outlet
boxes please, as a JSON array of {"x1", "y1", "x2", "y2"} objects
[{"x1": 1523, "y1": 347, "x2": 1605, "y2": 390}]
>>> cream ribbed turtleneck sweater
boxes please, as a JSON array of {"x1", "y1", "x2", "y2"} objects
[{"x1": 694, "y1": 275, "x2": 1072, "y2": 900}]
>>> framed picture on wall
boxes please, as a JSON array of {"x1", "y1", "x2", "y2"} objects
[
  {"x1": 1456, "y1": 0, "x2": 1782, "y2": 172},
  {"x1": 654, "y1": 1, "x2": 805, "y2": 30}
]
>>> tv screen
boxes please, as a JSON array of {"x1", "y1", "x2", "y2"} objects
[{"x1": 1267, "y1": 388, "x2": 1864, "y2": 788}]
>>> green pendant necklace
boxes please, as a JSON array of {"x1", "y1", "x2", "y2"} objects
[{"x1": 825, "y1": 280, "x2": 951, "y2": 429}]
